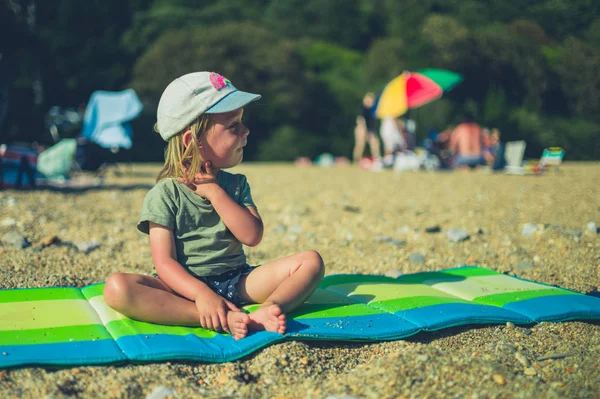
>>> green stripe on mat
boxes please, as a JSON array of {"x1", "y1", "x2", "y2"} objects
[
  {"x1": 290, "y1": 303, "x2": 383, "y2": 319},
  {"x1": 0, "y1": 324, "x2": 112, "y2": 345},
  {"x1": 319, "y1": 275, "x2": 398, "y2": 289},
  {"x1": 395, "y1": 268, "x2": 498, "y2": 285},
  {"x1": 441, "y1": 267, "x2": 499, "y2": 278},
  {"x1": 0, "y1": 287, "x2": 83, "y2": 303},
  {"x1": 372, "y1": 295, "x2": 472, "y2": 312},
  {"x1": 106, "y1": 319, "x2": 217, "y2": 339},
  {"x1": 82, "y1": 284, "x2": 105, "y2": 299},
  {"x1": 474, "y1": 288, "x2": 579, "y2": 306}
]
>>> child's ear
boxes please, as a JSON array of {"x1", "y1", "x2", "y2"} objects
[{"x1": 182, "y1": 130, "x2": 193, "y2": 148}]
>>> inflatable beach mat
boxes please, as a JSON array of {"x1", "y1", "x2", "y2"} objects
[{"x1": 1, "y1": 266, "x2": 599, "y2": 368}]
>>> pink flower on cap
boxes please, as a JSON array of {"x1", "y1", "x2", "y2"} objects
[{"x1": 209, "y1": 72, "x2": 231, "y2": 91}]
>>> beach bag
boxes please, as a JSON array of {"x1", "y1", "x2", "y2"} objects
[{"x1": 37, "y1": 139, "x2": 77, "y2": 179}]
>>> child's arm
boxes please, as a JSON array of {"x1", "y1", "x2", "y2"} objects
[
  {"x1": 149, "y1": 222, "x2": 240, "y2": 331},
  {"x1": 178, "y1": 166, "x2": 263, "y2": 247},
  {"x1": 207, "y1": 188, "x2": 263, "y2": 247}
]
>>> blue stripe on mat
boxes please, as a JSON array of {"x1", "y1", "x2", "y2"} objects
[
  {"x1": 398, "y1": 303, "x2": 532, "y2": 330},
  {"x1": 503, "y1": 295, "x2": 600, "y2": 322},
  {"x1": 286, "y1": 313, "x2": 420, "y2": 340},
  {"x1": 0, "y1": 339, "x2": 126, "y2": 368},
  {"x1": 116, "y1": 332, "x2": 284, "y2": 363}
]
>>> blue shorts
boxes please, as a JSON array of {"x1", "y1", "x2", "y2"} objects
[
  {"x1": 455, "y1": 155, "x2": 486, "y2": 168},
  {"x1": 197, "y1": 264, "x2": 256, "y2": 307}
]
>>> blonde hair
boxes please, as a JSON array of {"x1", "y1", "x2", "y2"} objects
[{"x1": 156, "y1": 114, "x2": 213, "y2": 182}]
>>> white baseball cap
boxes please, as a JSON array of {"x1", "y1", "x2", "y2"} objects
[{"x1": 156, "y1": 71, "x2": 261, "y2": 141}]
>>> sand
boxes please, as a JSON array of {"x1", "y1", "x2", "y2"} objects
[{"x1": 0, "y1": 163, "x2": 599, "y2": 399}]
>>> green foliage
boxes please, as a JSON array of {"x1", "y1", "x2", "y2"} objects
[
  {"x1": 364, "y1": 38, "x2": 406, "y2": 90},
  {"x1": 552, "y1": 37, "x2": 600, "y2": 121},
  {"x1": 3, "y1": 0, "x2": 600, "y2": 160},
  {"x1": 256, "y1": 125, "x2": 322, "y2": 161},
  {"x1": 420, "y1": 14, "x2": 469, "y2": 68},
  {"x1": 482, "y1": 86, "x2": 508, "y2": 128},
  {"x1": 585, "y1": 18, "x2": 600, "y2": 48},
  {"x1": 129, "y1": 23, "x2": 316, "y2": 160},
  {"x1": 264, "y1": 0, "x2": 372, "y2": 50}
]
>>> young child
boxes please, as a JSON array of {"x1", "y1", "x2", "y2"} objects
[{"x1": 103, "y1": 72, "x2": 325, "y2": 340}]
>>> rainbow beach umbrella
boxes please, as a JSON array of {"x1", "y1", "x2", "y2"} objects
[{"x1": 374, "y1": 69, "x2": 463, "y2": 118}]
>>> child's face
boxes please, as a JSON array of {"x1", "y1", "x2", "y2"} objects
[{"x1": 200, "y1": 109, "x2": 249, "y2": 169}]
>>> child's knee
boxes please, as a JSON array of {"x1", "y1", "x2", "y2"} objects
[
  {"x1": 103, "y1": 273, "x2": 130, "y2": 309},
  {"x1": 301, "y1": 250, "x2": 325, "y2": 278}
]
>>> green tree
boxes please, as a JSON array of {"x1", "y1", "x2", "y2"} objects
[
  {"x1": 129, "y1": 23, "x2": 317, "y2": 161},
  {"x1": 264, "y1": 0, "x2": 373, "y2": 50},
  {"x1": 552, "y1": 37, "x2": 600, "y2": 121},
  {"x1": 420, "y1": 14, "x2": 469, "y2": 68},
  {"x1": 364, "y1": 38, "x2": 406, "y2": 90}
]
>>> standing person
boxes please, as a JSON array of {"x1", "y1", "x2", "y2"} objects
[
  {"x1": 379, "y1": 117, "x2": 407, "y2": 167},
  {"x1": 449, "y1": 113, "x2": 487, "y2": 170},
  {"x1": 103, "y1": 72, "x2": 325, "y2": 340},
  {"x1": 353, "y1": 92, "x2": 381, "y2": 166}
]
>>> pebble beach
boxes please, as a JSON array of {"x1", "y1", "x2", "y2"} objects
[{"x1": 0, "y1": 162, "x2": 599, "y2": 399}]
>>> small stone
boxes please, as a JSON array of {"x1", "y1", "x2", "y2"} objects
[
  {"x1": 536, "y1": 352, "x2": 574, "y2": 361},
  {"x1": 375, "y1": 235, "x2": 406, "y2": 246},
  {"x1": 515, "y1": 260, "x2": 534, "y2": 270},
  {"x1": 397, "y1": 226, "x2": 411, "y2": 234},
  {"x1": 521, "y1": 223, "x2": 539, "y2": 237},
  {"x1": 586, "y1": 221, "x2": 598, "y2": 234},
  {"x1": 385, "y1": 269, "x2": 403, "y2": 278},
  {"x1": 145, "y1": 386, "x2": 176, "y2": 399},
  {"x1": 523, "y1": 367, "x2": 537, "y2": 376},
  {"x1": 288, "y1": 225, "x2": 302, "y2": 234},
  {"x1": 216, "y1": 374, "x2": 229, "y2": 384},
  {"x1": 389, "y1": 239, "x2": 407, "y2": 246},
  {"x1": 0, "y1": 218, "x2": 17, "y2": 227},
  {"x1": 37, "y1": 235, "x2": 60, "y2": 248},
  {"x1": 408, "y1": 253, "x2": 426, "y2": 264},
  {"x1": 492, "y1": 374, "x2": 506, "y2": 385},
  {"x1": 74, "y1": 241, "x2": 101, "y2": 254},
  {"x1": 273, "y1": 224, "x2": 286, "y2": 233},
  {"x1": 515, "y1": 352, "x2": 530, "y2": 367},
  {"x1": 533, "y1": 255, "x2": 541, "y2": 263},
  {"x1": 425, "y1": 225, "x2": 441, "y2": 233},
  {"x1": 299, "y1": 357, "x2": 309, "y2": 365},
  {"x1": 416, "y1": 354, "x2": 429, "y2": 362},
  {"x1": 523, "y1": 328, "x2": 532, "y2": 335},
  {"x1": 342, "y1": 205, "x2": 360, "y2": 213},
  {"x1": 506, "y1": 322, "x2": 515, "y2": 329},
  {"x1": 446, "y1": 228, "x2": 470, "y2": 242},
  {"x1": 2, "y1": 231, "x2": 29, "y2": 249}
]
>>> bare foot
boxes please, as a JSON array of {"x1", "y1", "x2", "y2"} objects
[
  {"x1": 248, "y1": 304, "x2": 286, "y2": 334},
  {"x1": 227, "y1": 311, "x2": 250, "y2": 340}
]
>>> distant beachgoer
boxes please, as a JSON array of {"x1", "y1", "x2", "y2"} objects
[
  {"x1": 353, "y1": 93, "x2": 381, "y2": 165},
  {"x1": 380, "y1": 117, "x2": 406, "y2": 166},
  {"x1": 103, "y1": 72, "x2": 324, "y2": 340},
  {"x1": 484, "y1": 128, "x2": 506, "y2": 170},
  {"x1": 449, "y1": 114, "x2": 487, "y2": 169}
]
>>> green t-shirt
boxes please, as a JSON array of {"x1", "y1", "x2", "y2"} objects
[{"x1": 137, "y1": 171, "x2": 256, "y2": 277}]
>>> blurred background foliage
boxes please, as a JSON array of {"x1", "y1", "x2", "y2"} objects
[{"x1": 1, "y1": 0, "x2": 599, "y2": 161}]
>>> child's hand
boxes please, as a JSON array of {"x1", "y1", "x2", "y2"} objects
[
  {"x1": 194, "y1": 290, "x2": 240, "y2": 333},
  {"x1": 178, "y1": 161, "x2": 220, "y2": 200}
]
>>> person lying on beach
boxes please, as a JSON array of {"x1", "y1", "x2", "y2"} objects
[{"x1": 103, "y1": 72, "x2": 325, "y2": 340}]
